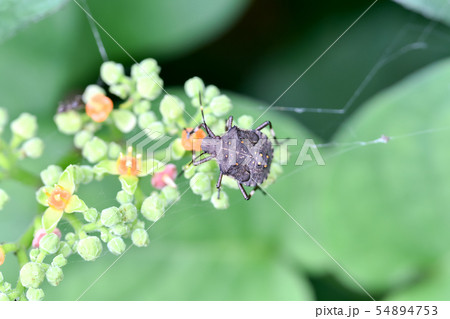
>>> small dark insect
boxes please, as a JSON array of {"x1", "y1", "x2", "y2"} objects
[
  {"x1": 187, "y1": 98, "x2": 278, "y2": 201},
  {"x1": 57, "y1": 94, "x2": 84, "y2": 113}
]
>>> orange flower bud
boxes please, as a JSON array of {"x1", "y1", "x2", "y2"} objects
[
  {"x1": 181, "y1": 128, "x2": 206, "y2": 152},
  {"x1": 86, "y1": 93, "x2": 113, "y2": 123}
]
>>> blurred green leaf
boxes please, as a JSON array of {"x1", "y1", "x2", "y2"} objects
[
  {"x1": 392, "y1": 0, "x2": 450, "y2": 26},
  {"x1": 289, "y1": 57, "x2": 450, "y2": 297},
  {"x1": 0, "y1": 0, "x2": 68, "y2": 44},
  {"x1": 87, "y1": 0, "x2": 250, "y2": 59},
  {"x1": 0, "y1": 0, "x2": 250, "y2": 120},
  {"x1": 387, "y1": 253, "x2": 450, "y2": 300}
]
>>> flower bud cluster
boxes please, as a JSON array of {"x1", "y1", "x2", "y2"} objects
[{"x1": 0, "y1": 57, "x2": 283, "y2": 301}]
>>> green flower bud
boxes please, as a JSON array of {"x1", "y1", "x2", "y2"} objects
[
  {"x1": 209, "y1": 95, "x2": 232, "y2": 117},
  {"x1": 131, "y1": 58, "x2": 161, "y2": 79},
  {"x1": 237, "y1": 115, "x2": 254, "y2": 130},
  {"x1": 11, "y1": 113, "x2": 37, "y2": 139},
  {"x1": 221, "y1": 175, "x2": 239, "y2": 189},
  {"x1": 78, "y1": 165, "x2": 94, "y2": 184},
  {"x1": 133, "y1": 100, "x2": 151, "y2": 115},
  {"x1": 0, "y1": 293, "x2": 9, "y2": 301},
  {"x1": 1, "y1": 281, "x2": 11, "y2": 292},
  {"x1": 45, "y1": 265, "x2": 64, "y2": 286},
  {"x1": 161, "y1": 185, "x2": 179, "y2": 206},
  {"x1": 260, "y1": 163, "x2": 283, "y2": 188},
  {"x1": 101, "y1": 207, "x2": 121, "y2": 227},
  {"x1": 84, "y1": 122, "x2": 100, "y2": 134},
  {"x1": 184, "y1": 165, "x2": 196, "y2": 179},
  {"x1": 82, "y1": 136, "x2": 107, "y2": 163},
  {"x1": 82, "y1": 84, "x2": 106, "y2": 103},
  {"x1": 184, "y1": 76, "x2": 205, "y2": 98},
  {"x1": 39, "y1": 233, "x2": 60, "y2": 255},
  {"x1": 40, "y1": 165, "x2": 62, "y2": 186},
  {"x1": 74, "y1": 130, "x2": 93, "y2": 149},
  {"x1": 77, "y1": 236, "x2": 102, "y2": 261},
  {"x1": 211, "y1": 190, "x2": 229, "y2": 210},
  {"x1": 138, "y1": 111, "x2": 157, "y2": 130},
  {"x1": 54, "y1": 111, "x2": 82, "y2": 135},
  {"x1": 160, "y1": 95, "x2": 184, "y2": 122},
  {"x1": 110, "y1": 224, "x2": 130, "y2": 236},
  {"x1": 171, "y1": 138, "x2": 185, "y2": 160},
  {"x1": 26, "y1": 288, "x2": 44, "y2": 301},
  {"x1": 190, "y1": 173, "x2": 212, "y2": 201},
  {"x1": 141, "y1": 192, "x2": 165, "y2": 222},
  {"x1": 108, "y1": 142, "x2": 122, "y2": 159},
  {"x1": 120, "y1": 203, "x2": 137, "y2": 223},
  {"x1": 57, "y1": 241, "x2": 72, "y2": 258},
  {"x1": 107, "y1": 237, "x2": 126, "y2": 255},
  {"x1": 0, "y1": 107, "x2": 8, "y2": 134},
  {"x1": 65, "y1": 233, "x2": 76, "y2": 246},
  {"x1": 210, "y1": 122, "x2": 225, "y2": 136},
  {"x1": 197, "y1": 159, "x2": 218, "y2": 173},
  {"x1": 100, "y1": 230, "x2": 110, "y2": 243},
  {"x1": 83, "y1": 207, "x2": 99, "y2": 223},
  {"x1": 29, "y1": 249, "x2": 40, "y2": 262},
  {"x1": 20, "y1": 262, "x2": 46, "y2": 288},
  {"x1": 131, "y1": 228, "x2": 149, "y2": 247},
  {"x1": 204, "y1": 114, "x2": 217, "y2": 126},
  {"x1": 112, "y1": 109, "x2": 137, "y2": 133},
  {"x1": 52, "y1": 254, "x2": 67, "y2": 268},
  {"x1": 132, "y1": 220, "x2": 145, "y2": 230},
  {"x1": 109, "y1": 84, "x2": 129, "y2": 99},
  {"x1": 204, "y1": 85, "x2": 220, "y2": 104},
  {"x1": 100, "y1": 61, "x2": 124, "y2": 85},
  {"x1": 145, "y1": 121, "x2": 165, "y2": 140},
  {"x1": 116, "y1": 190, "x2": 133, "y2": 205},
  {"x1": 0, "y1": 188, "x2": 9, "y2": 210},
  {"x1": 21, "y1": 137, "x2": 44, "y2": 158},
  {"x1": 136, "y1": 75, "x2": 163, "y2": 100}
]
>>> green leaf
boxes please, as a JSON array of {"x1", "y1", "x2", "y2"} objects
[
  {"x1": 386, "y1": 254, "x2": 450, "y2": 300},
  {"x1": 293, "y1": 57, "x2": 450, "y2": 295},
  {"x1": 42, "y1": 206, "x2": 64, "y2": 233},
  {"x1": 119, "y1": 175, "x2": 139, "y2": 195},
  {"x1": 392, "y1": 0, "x2": 450, "y2": 26},
  {"x1": 0, "y1": 0, "x2": 69, "y2": 44},
  {"x1": 87, "y1": 0, "x2": 251, "y2": 59}
]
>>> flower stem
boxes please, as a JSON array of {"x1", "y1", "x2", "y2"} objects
[{"x1": 64, "y1": 214, "x2": 83, "y2": 234}]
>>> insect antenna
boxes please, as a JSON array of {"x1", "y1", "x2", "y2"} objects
[{"x1": 198, "y1": 91, "x2": 215, "y2": 137}]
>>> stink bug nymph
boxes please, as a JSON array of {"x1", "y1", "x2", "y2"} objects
[{"x1": 187, "y1": 97, "x2": 278, "y2": 200}]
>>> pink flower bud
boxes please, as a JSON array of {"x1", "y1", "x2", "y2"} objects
[
  {"x1": 151, "y1": 164, "x2": 177, "y2": 190},
  {"x1": 32, "y1": 228, "x2": 61, "y2": 248}
]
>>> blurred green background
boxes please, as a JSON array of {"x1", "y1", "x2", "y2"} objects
[{"x1": 1, "y1": 0, "x2": 450, "y2": 300}]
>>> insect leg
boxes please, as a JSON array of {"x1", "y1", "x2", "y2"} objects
[
  {"x1": 237, "y1": 183, "x2": 251, "y2": 201},
  {"x1": 225, "y1": 116, "x2": 233, "y2": 131},
  {"x1": 192, "y1": 155, "x2": 214, "y2": 166},
  {"x1": 216, "y1": 172, "x2": 223, "y2": 199},
  {"x1": 255, "y1": 121, "x2": 279, "y2": 145}
]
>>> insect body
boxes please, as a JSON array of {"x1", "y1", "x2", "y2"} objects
[
  {"x1": 57, "y1": 94, "x2": 84, "y2": 113},
  {"x1": 189, "y1": 108, "x2": 278, "y2": 200}
]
